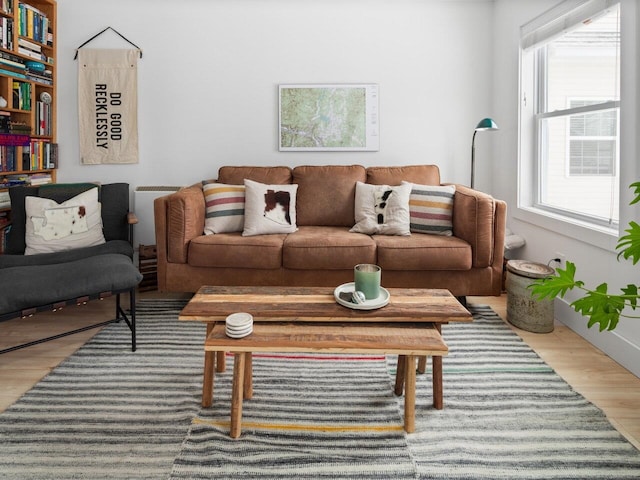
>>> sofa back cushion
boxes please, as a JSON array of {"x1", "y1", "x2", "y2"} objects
[
  {"x1": 293, "y1": 165, "x2": 366, "y2": 227},
  {"x1": 217, "y1": 166, "x2": 292, "y2": 185},
  {"x1": 366, "y1": 165, "x2": 441, "y2": 186}
]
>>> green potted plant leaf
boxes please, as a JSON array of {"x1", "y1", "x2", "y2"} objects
[{"x1": 529, "y1": 182, "x2": 640, "y2": 331}]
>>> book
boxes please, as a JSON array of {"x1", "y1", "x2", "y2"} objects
[
  {"x1": 0, "y1": 189, "x2": 9, "y2": 208},
  {"x1": 0, "y1": 133, "x2": 30, "y2": 146},
  {"x1": 0, "y1": 66, "x2": 27, "y2": 79},
  {"x1": 18, "y1": 46, "x2": 44, "y2": 60},
  {"x1": 18, "y1": 37, "x2": 41, "y2": 51},
  {"x1": 0, "y1": 51, "x2": 24, "y2": 64},
  {"x1": 0, "y1": 56, "x2": 25, "y2": 70},
  {"x1": 25, "y1": 71, "x2": 52, "y2": 85},
  {"x1": 0, "y1": 17, "x2": 13, "y2": 50},
  {"x1": 1, "y1": 0, "x2": 13, "y2": 15},
  {"x1": 12, "y1": 81, "x2": 30, "y2": 110},
  {"x1": 48, "y1": 142, "x2": 58, "y2": 168},
  {"x1": 28, "y1": 172, "x2": 51, "y2": 185}
]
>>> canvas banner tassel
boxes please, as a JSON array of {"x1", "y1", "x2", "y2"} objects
[{"x1": 78, "y1": 49, "x2": 138, "y2": 164}]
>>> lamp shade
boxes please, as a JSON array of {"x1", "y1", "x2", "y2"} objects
[{"x1": 475, "y1": 118, "x2": 499, "y2": 131}]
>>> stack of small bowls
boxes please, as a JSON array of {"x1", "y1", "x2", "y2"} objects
[{"x1": 225, "y1": 312, "x2": 253, "y2": 338}]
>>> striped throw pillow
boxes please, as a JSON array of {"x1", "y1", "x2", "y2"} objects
[
  {"x1": 202, "y1": 182, "x2": 246, "y2": 234},
  {"x1": 402, "y1": 181, "x2": 455, "y2": 236}
]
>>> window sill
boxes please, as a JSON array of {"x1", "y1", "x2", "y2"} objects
[{"x1": 514, "y1": 206, "x2": 620, "y2": 252}]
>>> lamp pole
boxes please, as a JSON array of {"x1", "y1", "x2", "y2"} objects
[
  {"x1": 470, "y1": 118, "x2": 499, "y2": 190},
  {"x1": 471, "y1": 130, "x2": 478, "y2": 189}
]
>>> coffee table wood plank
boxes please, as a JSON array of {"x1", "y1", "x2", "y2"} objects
[
  {"x1": 206, "y1": 322, "x2": 449, "y2": 354},
  {"x1": 179, "y1": 286, "x2": 471, "y2": 324}
]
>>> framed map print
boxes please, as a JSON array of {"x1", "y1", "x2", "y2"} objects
[{"x1": 279, "y1": 84, "x2": 379, "y2": 151}]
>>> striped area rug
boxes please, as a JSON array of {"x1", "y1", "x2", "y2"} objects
[
  {"x1": 0, "y1": 299, "x2": 204, "y2": 479},
  {"x1": 171, "y1": 352, "x2": 416, "y2": 479},
  {"x1": 1, "y1": 300, "x2": 639, "y2": 479},
  {"x1": 400, "y1": 305, "x2": 640, "y2": 479}
]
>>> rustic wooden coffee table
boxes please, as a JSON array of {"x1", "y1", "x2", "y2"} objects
[{"x1": 179, "y1": 286, "x2": 471, "y2": 437}]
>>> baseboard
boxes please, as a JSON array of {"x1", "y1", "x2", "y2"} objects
[{"x1": 555, "y1": 299, "x2": 640, "y2": 378}]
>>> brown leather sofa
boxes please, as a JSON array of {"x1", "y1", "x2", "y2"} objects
[{"x1": 154, "y1": 165, "x2": 506, "y2": 297}]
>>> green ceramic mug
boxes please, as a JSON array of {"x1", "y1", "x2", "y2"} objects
[{"x1": 354, "y1": 264, "x2": 381, "y2": 300}]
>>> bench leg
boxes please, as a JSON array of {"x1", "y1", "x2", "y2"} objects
[
  {"x1": 216, "y1": 351, "x2": 226, "y2": 372},
  {"x1": 394, "y1": 355, "x2": 406, "y2": 395},
  {"x1": 202, "y1": 324, "x2": 216, "y2": 408},
  {"x1": 433, "y1": 324, "x2": 444, "y2": 410},
  {"x1": 417, "y1": 356, "x2": 427, "y2": 374},
  {"x1": 404, "y1": 355, "x2": 417, "y2": 433},
  {"x1": 230, "y1": 353, "x2": 246, "y2": 439},
  {"x1": 433, "y1": 355, "x2": 443, "y2": 410},
  {"x1": 244, "y1": 353, "x2": 253, "y2": 399}
]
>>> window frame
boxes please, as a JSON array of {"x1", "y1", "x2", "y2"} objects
[{"x1": 517, "y1": 0, "x2": 621, "y2": 243}]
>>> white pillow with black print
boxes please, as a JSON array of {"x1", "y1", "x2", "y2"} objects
[
  {"x1": 350, "y1": 181, "x2": 411, "y2": 236},
  {"x1": 242, "y1": 179, "x2": 298, "y2": 236}
]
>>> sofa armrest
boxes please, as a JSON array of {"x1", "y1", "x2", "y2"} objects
[
  {"x1": 154, "y1": 185, "x2": 205, "y2": 266},
  {"x1": 127, "y1": 212, "x2": 138, "y2": 225},
  {"x1": 450, "y1": 184, "x2": 505, "y2": 269}
]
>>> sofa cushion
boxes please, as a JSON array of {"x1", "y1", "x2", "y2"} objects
[
  {"x1": 403, "y1": 181, "x2": 455, "y2": 236},
  {"x1": 242, "y1": 179, "x2": 298, "y2": 236},
  {"x1": 374, "y1": 234, "x2": 471, "y2": 271},
  {"x1": 283, "y1": 226, "x2": 376, "y2": 270},
  {"x1": 217, "y1": 166, "x2": 293, "y2": 185},
  {"x1": 0, "y1": 253, "x2": 141, "y2": 315},
  {"x1": 366, "y1": 165, "x2": 441, "y2": 186},
  {"x1": 202, "y1": 182, "x2": 245, "y2": 234},
  {"x1": 0, "y1": 240, "x2": 133, "y2": 268},
  {"x1": 24, "y1": 187, "x2": 106, "y2": 255},
  {"x1": 350, "y1": 182, "x2": 411, "y2": 236},
  {"x1": 293, "y1": 165, "x2": 366, "y2": 227},
  {"x1": 189, "y1": 232, "x2": 285, "y2": 269}
]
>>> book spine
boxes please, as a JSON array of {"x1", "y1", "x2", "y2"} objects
[
  {"x1": 0, "y1": 67, "x2": 26, "y2": 79},
  {"x1": 48, "y1": 142, "x2": 57, "y2": 168},
  {"x1": 0, "y1": 56, "x2": 25, "y2": 69}
]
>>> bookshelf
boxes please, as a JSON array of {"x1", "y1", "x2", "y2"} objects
[{"x1": 0, "y1": 0, "x2": 56, "y2": 252}]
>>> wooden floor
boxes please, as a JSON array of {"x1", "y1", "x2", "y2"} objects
[{"x1": 0, "y1": 292, "x2": 638, "y2": 450}]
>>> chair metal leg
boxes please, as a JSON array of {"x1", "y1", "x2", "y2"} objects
[
  {"x1": 0, "y1": 288, "x2": 138, "y2": 354},
  {"x1": 115, "y1": 289, "x2": 137, "y2": 352}
]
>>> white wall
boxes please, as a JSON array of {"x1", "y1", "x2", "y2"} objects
[
  {"x1": 56, "y1": 0, "x2": 494, "y2": 187},
  {"x1": 54, "y1": 0, "x2": 640, "y2": 376},
  {"x1": 491, "y1": 0, "x2": 640, "y2": 377}
]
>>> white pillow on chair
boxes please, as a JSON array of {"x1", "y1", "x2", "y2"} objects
[{"x1": 24, "y1": 187, "x2": 106, "y2": 255}]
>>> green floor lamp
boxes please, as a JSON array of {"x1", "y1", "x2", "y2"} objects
[{"x1": 471, "y1": 118, "x2": 499, "y2": 189}]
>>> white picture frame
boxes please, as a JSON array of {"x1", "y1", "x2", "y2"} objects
[{"x1": 279, "y1": 84, "x2": 379, "y2": 152}]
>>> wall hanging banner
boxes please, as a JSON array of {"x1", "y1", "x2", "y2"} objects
[{"x1": 78, "y1": 49, "x2": 139, "y2": 164}]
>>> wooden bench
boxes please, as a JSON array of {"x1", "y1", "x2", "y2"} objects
[{"x1": 205, "y1": 321, "x2": 448, "y2": 438}]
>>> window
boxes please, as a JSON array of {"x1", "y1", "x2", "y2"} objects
[
  {"x1": 568, "y1": 99, "x2": 617, "y2": 176},
  {"x1": 520, "y1": 0, "x2": 620, "y2": 227}
]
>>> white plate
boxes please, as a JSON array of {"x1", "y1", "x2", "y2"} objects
[
  {"x1": 226, "y1": 328, "x2": 253, "y2": 339},
  {"x1": 334, "y1": 282, "x2": 390, "y2": 310},
  {"x1": 224, "y1": 322, "x2": 253, "y2": 330},
  {"x1": 225, "y1": 325, "x2": 253, "y2": 335},
  {"x1": 226, "y1": 312, "x2": 253, "y2": 328}
]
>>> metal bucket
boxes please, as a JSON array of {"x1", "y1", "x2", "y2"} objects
[{"x1": 506, "y1": 260, "x2": 555, "y2": 333}]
